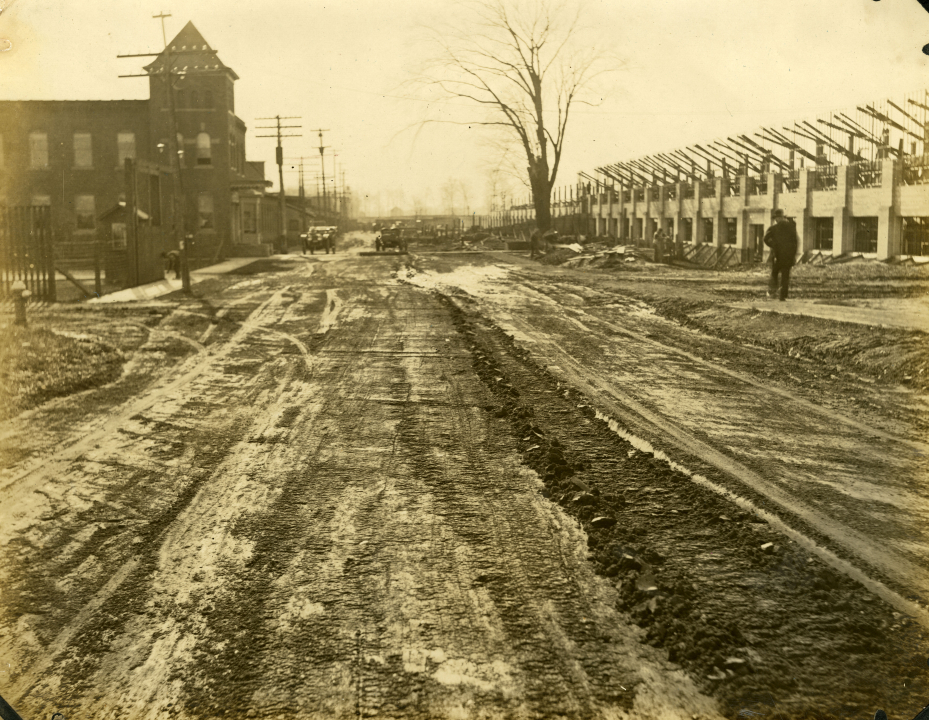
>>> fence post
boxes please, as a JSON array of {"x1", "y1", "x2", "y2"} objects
[
  {"x1": 46, "y1": 214, "x2": 57, "y2": 302},
  {"x1": 126, "y1": 157, "x2": 139, "y2": 288}
]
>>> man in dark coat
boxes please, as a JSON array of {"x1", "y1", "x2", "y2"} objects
[
  {"x1": 530, "y1": 227, "x2": 543, "y2": 259},
  {"x1": 763, "y1": 209, "x2": 799, "y2": 300}
]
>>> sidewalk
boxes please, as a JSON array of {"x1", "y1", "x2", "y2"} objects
[
  {"x1": 89, "y1": 258, "x2": 260, "y2": 304},
  {"x1": 729, "y1": 297, "x2": 929, "y2": 333}
]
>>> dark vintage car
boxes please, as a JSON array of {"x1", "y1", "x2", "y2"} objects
[
  {"x1": 375, "y1": 227, "x2": 408, "y2": 253},
  {"x1": 302, "y1": 226, "x2": 337, "y2": 254}
]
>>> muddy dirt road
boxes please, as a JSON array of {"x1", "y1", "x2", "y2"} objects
[{"x1": 1, "y1": 253, "x2": 927, "y2": 720}]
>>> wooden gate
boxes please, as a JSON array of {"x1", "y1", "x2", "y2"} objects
[{"x1": 0, "y1": 206, "x2": 56, "y2": 301}]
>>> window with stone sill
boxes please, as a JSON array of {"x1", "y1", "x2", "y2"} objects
[
  {"x1": 198, "y1": 193, "x2": 214, "y2": 229},
  {"x1": 75, "y1": 195, "x2": 95, "y2": 230},
  {"x1": 29, "y1": 132, "x2": 49, "y2": 169},
  {"x1": 73, "y1": 133, "x2": 93, "y2": 168},
  {"x1": 197, "y1": 132, "x2": 212, "y2": 165}
]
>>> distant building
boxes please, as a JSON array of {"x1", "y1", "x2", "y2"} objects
[{"x1": 0, "y1": 21, "x2": 274, "y2": 268}]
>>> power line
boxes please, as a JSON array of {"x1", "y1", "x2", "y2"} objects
[
  {"x1": 308, "y1": 128, "x2": 331, "y2": 216},
  {"x1": 256, "y1": 115, "x2": 302, "y2": 250}
]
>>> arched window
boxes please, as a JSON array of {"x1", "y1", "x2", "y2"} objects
[
  {"x1": 196, "y1": 132, "x2": 212, "y2": 166},
  {"x1": 189, "y1": 89, "x2": 200, "y2": 108},
  {"x1": 204, "y1": 90, "x2": 214, "y2": 109},
  {"x1": 175, "y1": 89, "x2": 185, "y2": 108}
]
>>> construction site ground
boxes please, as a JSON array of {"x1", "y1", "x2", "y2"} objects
[{"x1": 1, "y1": 234, "x2": 927, "y2": 720}]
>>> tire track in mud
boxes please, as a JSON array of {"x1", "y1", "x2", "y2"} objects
[
  {"x1": 1, "y1": 286, "x2": 333, "y2": 715},
  {"x1": 436, "y1": 293, "x2": 929, "y2": 720},
  {"x1": 134, "y1": 280, "x2": 717, "y2": 720},
  {"x1": 0, "y1": 289, "x2": 276, "y2": 495}
]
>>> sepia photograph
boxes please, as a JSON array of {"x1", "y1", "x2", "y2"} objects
[{"x1": 1, "y1": 1, "x2": 928, "y2": 718}]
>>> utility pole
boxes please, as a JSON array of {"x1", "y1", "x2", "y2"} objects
[
  {"x1": 285, "y1": 156, "x2": 316, "y2": 230},
  {"x1": 117, "y1": 11, "x2": 193, "y2": 293},
  {"x1": 341, "y1": 169, "x2": 347, "y2": 220},
  {"x1": 332, "y1": 151, "x2": 339, "y2": 218},
  {"x1": 257, "y1": 116, "x2": 301, "y2": 252},
  {"x1": 311, "y1": 129, "x2": 330, "y2": 219},
  {"x1": 298, "y1": 158, "x2": 305, "y2": 232}
]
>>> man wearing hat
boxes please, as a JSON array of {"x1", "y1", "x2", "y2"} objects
[
  {"x1": 763, "y1": 209, "x2": 799, "y2": 300},
  {"x1": 530, "y1": 227, "x2": 558, "y2": 259}
]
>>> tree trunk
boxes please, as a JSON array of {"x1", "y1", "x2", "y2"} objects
[{"x1": 529, "y1": 160, "x2": 552, "y2": 233}]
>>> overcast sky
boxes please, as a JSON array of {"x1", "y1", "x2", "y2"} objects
[{"x1": 1, "y1": 0, "x2": 928, "y2": 215}]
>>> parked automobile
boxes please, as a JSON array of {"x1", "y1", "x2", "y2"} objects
[
  {"x1": 375, "y1": 227, "x2": 408, "y2": 253},
  {"x1": 302, "y1": 226, "x2": 338, "y2": 254}
]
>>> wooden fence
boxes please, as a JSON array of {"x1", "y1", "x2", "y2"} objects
[{"x1": 0, "y1": 206, "x2": 56, "y2": 301}]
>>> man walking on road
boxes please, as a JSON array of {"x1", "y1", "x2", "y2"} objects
[
  {"x1": 530, "y1": 227, "x2": 542, "y2": 259},
  {"x1": 763, "y1": 209, "x2": 799, "y2": 301}
]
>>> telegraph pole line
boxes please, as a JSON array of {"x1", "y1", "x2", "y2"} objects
[
  {"x1": 298, "y1": 158, "x2": 305, "y2": 232},
  {"x1": 257, "y1": 116, "x2": 301, "y2": 252},
  {"x1": 311, "y1": 129, "x2": 330, "y2": 219},
  {"x1": 117, "y1": 11, "x2": 193, "y2": 293},
  {"x1": 285, "y1": 156, "x2": 317, "y2": 229},
  {"x1": 331, "y1": 150, "x2": 339, "y2": 217}
]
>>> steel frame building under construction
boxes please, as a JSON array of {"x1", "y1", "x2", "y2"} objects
[{"x1": 579, "y1": 90, "x2": 929, "y2": 263}]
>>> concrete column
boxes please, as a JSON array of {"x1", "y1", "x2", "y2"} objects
[
  {"x1": 876, "y1": 159, "x2": 901, "y2": 260},
  {"x1": 630, "y1": 187, "x2": 638, "y2": 244},
  {"x1": 795, "y1": 169, "x2": 813, "y2": 254},
  {"x1": 712, "y1": 178, "x2": 725, "y2": 246},
  {"x1": 831, "y1": 165, "x2": 853, "y2": 256},
  {"x1": 834, "y1": 207, "x2": 853, "y2": 255},
  {"x1": 693, "y1": 181, "x2": 705, "y2": 245},
  {"x1": 607, "y1": 189, "x2": 614, "y2": 240},
  {"x1": 643, "y1": 185, "x2": 652, "y2": 244},
  {"x1": 735, "y1": 210, "x2": 749, "y2": 249},
  {"x1": 877, "y1": 207, "x2": 903, "y2": 259}
]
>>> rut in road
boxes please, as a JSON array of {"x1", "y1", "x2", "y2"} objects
[
  {"x1": 406, "y1": 263, "x2": 929, "y2": 609},
  {"x1": 418, "y1": 277, "x2": 928, "y2": 720},
  {"x1": 1, "y1": 285, "x2": 312, "y2": 710},
  {"x1": 4, "y1": 266, "x2": 718, "y2": 720}
]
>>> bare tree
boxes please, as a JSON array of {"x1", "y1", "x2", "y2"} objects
[{"x1": 420, "y1": 0, "x2": 612, "y2": 232}]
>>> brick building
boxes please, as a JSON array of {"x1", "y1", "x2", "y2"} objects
[{"x1": 0, "y1": 21, "x2": 274, "y2": 272}]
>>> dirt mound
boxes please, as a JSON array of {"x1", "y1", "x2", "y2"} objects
[{"x1": 538, "y1": 248, "x2": 579, "y2": 265}]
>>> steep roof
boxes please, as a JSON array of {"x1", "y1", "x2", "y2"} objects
[{"x1": 144, "y1": 21, "x2": 238, "y2": 81}]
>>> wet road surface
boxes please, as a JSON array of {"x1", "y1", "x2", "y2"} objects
[
  {"x1": 0, "y1": 257, "x2": 721, "y2": 720},
  {"x1": 406, "y1": 258, "x2": 929, "y2": 617}
]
